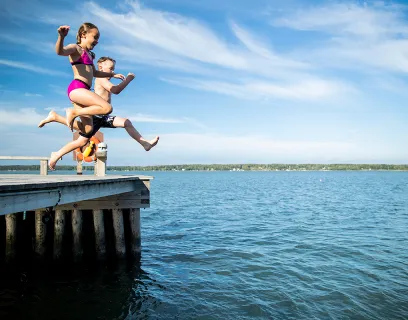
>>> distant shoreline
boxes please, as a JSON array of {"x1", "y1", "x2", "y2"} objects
[{"x1": 1, "y1": 164, "x2": 407, "y2": 172}]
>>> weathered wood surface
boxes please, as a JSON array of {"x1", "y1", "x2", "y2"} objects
[
  {"x1": 93, "y1": 209, "x2": 106, "y2": 259},
  {"x1": 57, "y1": 190, "x2": 150, "y2": 210},
  {"x1": 112, "y1": 209, "x2": 126, "y2": 258},
  {"x1": 0, "y1": 175, "x2": 153, "y2": 215},
  {"x1": 72, "y1": 209, "x2": 83, "y2": 261},
  {"x1": 5, "y1": 213, "x2": 17, "y2": 261},
  {"x1": 129, "y1": 208, "x2": 141, "y2": 255},
  {"x1": 35, "y1": 209, "x2": 47, "y2": 257},
  {"x1": 54, "y1": 209, "x2": 67, "y2": 260}
]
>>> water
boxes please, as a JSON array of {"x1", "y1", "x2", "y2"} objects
[{"x1": 1, "y1": 170, "x2": 408, "y2": 319}]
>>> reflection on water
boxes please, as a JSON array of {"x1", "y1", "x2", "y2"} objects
[{"x1": 0, "y1": 258, "x2": 163, "y2": 320}]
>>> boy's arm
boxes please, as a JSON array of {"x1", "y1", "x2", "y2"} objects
[
  {"x1": 92, "y1": 65, "x2": 125, "y2": 80},
  {"x1": 99, "y1": 73, "x2": 135, "y2": 95}
]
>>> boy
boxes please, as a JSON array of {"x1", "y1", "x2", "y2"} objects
[{"x1": 39, "y1": 56, "x2": 159, "y2": 169}]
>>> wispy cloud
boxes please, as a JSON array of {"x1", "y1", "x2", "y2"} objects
[
  {"x1": 0, "y1": 108, "x2": 45, "y2": 126},
  {"x1": 87, "y1": 1, "x2": 247, "y2": 69},
  {"x1": 80, "y1": 1, "x2": 354, "y2": 101},
  {"x1": 161, "y1": 76, "x2": 354, "y2": 101},
  {"x1": 229, "y1": 21, "x2": 308, "y2": 70},
  {"x1": 24, "y1": 92, "x2": 43, "y2": 97},
  {"x1": 0, "y1": 34, "x2": 55, "y2": 55},
  {"x1": 48, "y1": 84, "x2": 66, "y2": 96},
  {"x1": 272, "y1": 2, "x2": 408, "y2": 74},
  {"x1": 3, "y1": 0, "x2": 402, "y2": 103},
  {"x1": 0, "y1": 59, "x2": 69, "y2": 77},
  {"x1": 128, "y1": 113, "x2": 184, "y2": 123},
  {"x1": 44, "y1": 107, "x2": 67, "y2": 112}
]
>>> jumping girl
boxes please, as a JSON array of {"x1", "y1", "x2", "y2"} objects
[{"x1": 56, "y1": 22, "x2": 125, "y2": 131}]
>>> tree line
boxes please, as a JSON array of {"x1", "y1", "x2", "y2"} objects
[{"x1": 1, "y1": 164, "x2": 407, "y2": 171}]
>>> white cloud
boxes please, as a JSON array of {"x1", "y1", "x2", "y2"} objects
[
  {"x1": 161, "y1": 76, "x2": 354, "y2": 101},
  {"x1": 24, "y1": 92, "x2": 43, "y2": 97},
  {"x1": 0, "y1": 0, "x2": 358, "y2": 102},
  {"x1": 0, "y1": 108, "x2": 45, "y2": 126},
  {"x1": 48, "y1": 84, "x2": 66, "y2": 96},
  {"x1": 273, "y1": 2, "x2": 408, "y2": 38},
  {"x1": 44, "y1": 107, "x2": 67, "y2": 112},
  {"x1": 86, "y1": 1, "x2": 247, "y2": 70},
  {"x1": 0, "y1": 59, "x2": 69, "y2": 77},
  {"x1": 127, "y1": 113, "x2": 184, "y2": 123},
  {"x1": 102, "y1": 44, "x2": 213, "y2": 75},
  {"x1": 272, "y1": 2, "x2": 408, "y2": 74},
  {"x1": 0, "y1": 34, "x2": 55, "y2": 55},
  {"x1": 229, "y1": 21, "x2": 308, "y2": 70}
]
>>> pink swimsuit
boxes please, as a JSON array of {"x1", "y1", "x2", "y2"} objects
[{"x1": 67, "y1": 47, "x2": 95, "y2": 100}]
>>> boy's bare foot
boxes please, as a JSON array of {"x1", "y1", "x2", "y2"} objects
[
  {"x1": 66, "y1": 108, "x2": 76, "y2": 132},
  {"x1": 141, "y1": 136, "x2": 160, "y2": 151},
  {"x1": 38, "y1": 110, "x2": 57, "y2": 128}
]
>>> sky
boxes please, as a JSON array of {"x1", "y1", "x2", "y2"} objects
[{"x1": 0, "y1": 0, "x2": 408, "y2": 166}]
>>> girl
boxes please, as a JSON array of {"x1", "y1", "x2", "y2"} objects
[{"x1": 56, "y1": 22, "x2": 125, "y2": 131}]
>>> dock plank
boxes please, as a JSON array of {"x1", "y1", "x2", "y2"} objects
[
  {"x1": 0, "y1": 174, "x2": 153, "y2": 191},
  {"x1": 0, "y1": 174, "x2": 153, "y2": 215}
]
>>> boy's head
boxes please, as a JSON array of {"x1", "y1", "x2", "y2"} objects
[{"x1": 97, "y1": 56, "x2": 116, "y2": 74}]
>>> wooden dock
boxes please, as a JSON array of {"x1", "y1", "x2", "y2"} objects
[{"x1": 0, "y1": 174, "x2": 152, "y2": 262}]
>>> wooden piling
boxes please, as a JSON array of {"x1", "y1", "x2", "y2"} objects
[
  {"x1": 54, "y1": 209, "x2": 66, "y2": 260},
  {"x1": 129, "y1": 208, "x2": 141, "y2": 255},
  {"x1": 72, "y1": 209, "x2": 83, "y2": 261},
  {"x1": 35, "y1": 209, "x2": 47, "y2": 257},
  {"x1": 5, "y1": 213, "x2": 17, "y2": 261},
  {"x1": 93, "y1": 209, "x2": 106, "y2": 259},
  {"x1": 112, "y1": 209, "x2": 126, "y2": 257}
]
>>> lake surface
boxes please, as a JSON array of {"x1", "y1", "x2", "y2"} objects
[{"x1": 1, "y1": 170, "x2": 407, "y2": 319}]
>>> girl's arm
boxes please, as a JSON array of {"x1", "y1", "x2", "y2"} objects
[{"x1": 55, "y1": 25, "x2": 78, "y2": 56}]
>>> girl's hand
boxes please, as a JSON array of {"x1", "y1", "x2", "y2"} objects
[
  {"x1": 58, "y1": 25, "x2": 70, "y2": 38},
  {"x1": 113, "y1": 73, "x2": 125, "y2": 80}
]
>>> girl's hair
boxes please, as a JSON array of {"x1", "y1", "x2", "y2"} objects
[
  {"x1": 97, "y1": 56, "x2": 116, "y2": 65},
  {"x1": 76, "y1": 22, "x2": 99, "y2": 44}
]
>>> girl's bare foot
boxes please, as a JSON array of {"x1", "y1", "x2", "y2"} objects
[
  {"x1": 38, "y1": 110, "x2": 57, "y2": 128},
  {"x1": 66, "y1": 108, "x2": 77, "y2": 132},
  {"x1": 141, "y1": 136, "x2": 160, "y2": 151},
  {"x1": 48, "y1": 153, "x2": 59, "y2": 171}
]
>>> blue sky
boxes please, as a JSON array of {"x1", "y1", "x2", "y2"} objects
[{"x1": 0, "y1": 0, "x2": 407, "y2": 166}]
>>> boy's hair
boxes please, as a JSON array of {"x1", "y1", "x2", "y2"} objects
[
  {"x1": 97, "y1": 56, "x2": 116, "y2": 66},
  {"x1": 76, "y1": 22, "x2": 99, "y2": 44}
]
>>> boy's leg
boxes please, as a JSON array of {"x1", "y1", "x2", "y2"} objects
[
  {"x1": 49, "y1": 136, "x2": 90, "y2": 170},
  {"x1": 112, "y1": 116, "x2": 159, "y2": 151}
]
